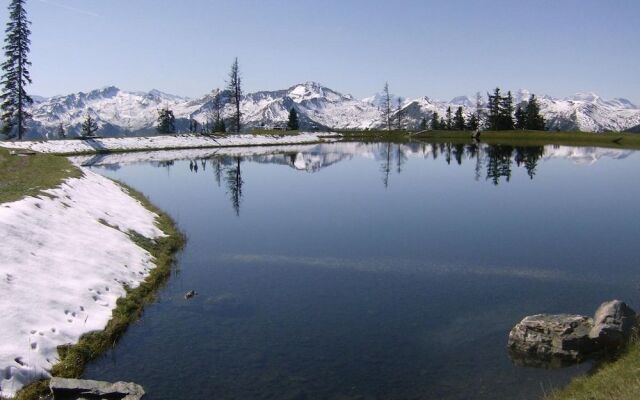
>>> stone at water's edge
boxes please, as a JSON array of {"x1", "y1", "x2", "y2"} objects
[
  {"x1": 507, "y1": 300, "x2": 637, "y2": 368},
  {"x1": 49, "y1": 377, "x2": 145, "y2": 400},
  {"x1": 508, "y1": 314, "x2": 597, "y2": 363},
  {"x1": 589, "y1": 299, "x2": 637, "y2": 348}
]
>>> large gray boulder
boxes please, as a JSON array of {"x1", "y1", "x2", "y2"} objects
[
  {"x1": 49, "y1": 377, "x2": 145, "y2": 400},
  {"x1": 507, "y1": 314, "x2": 597, "y2": 363},
  {"x1": 589, "y1": 300, "x2": 637, "y2": 348}
]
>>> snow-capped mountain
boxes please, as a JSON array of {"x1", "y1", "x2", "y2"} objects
[{"x1": 21, "y1": 82, "x2": 640, "y2": 139}]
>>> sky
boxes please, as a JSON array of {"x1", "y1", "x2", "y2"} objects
[{"x1": 3, "y1": 0, "x2": 639, "y2": 102}]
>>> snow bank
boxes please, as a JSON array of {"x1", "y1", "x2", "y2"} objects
[
  {"x1": 0, "y1": 133, "x2": 328, "y2": 155},
  {"x1": 0, "y1": 170, "x2": 164, "y2": 398}
]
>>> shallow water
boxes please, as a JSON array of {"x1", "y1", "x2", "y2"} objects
[{"x1": 83, "y1": 142, "x2": 640, "y2": 400}]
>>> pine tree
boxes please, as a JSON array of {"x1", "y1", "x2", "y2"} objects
[
  {"x1": 514, "y1": 105, "x2": 526, "y2": 130},
  {"x1": 396, "y1": 97, "x2": 404, "y2": 129},
  {"x1": 474, "y1": 91, "x2": 484, "y2": 129},
  {"x1": 382, "y1": 82, "x2": 392, "y2": 131},
  {"x1": 431, "y1": 111, "x2": 440, "y2": 130},
  {"x1": 467, "y1": 114, "x2": 479, "y2": 131},
  {"x1": 81, "y1": 114, "x2": 99, "y2": 137},
  {"x1": 211, "y1": 89, "x2": 226, "y2": 133},
  {"x1": 440, "y1": 117, "x2": 446, "y2": 129},
  {"x1": 419, "y1": 117, "x2": 427, "y2": 130},
  {"x1": 487, "y1": 88, "x2": 502, "y2": 130},
  {"x1": 287, "y1": 107, "x2": 299, "y2": 130},
  {"x1": 499, "y1": 91, "x2": 515, "y2": 130},
  {"x1": 226, "y1": 58, "x2": 242, "y2": 133},
  {"x1": 1, "y1": 0, "x2": 32, "y2": 139},
  {"x1": 525, "y1": 94, "x2": 546, "y2": 130},
  {"x1": 56, "y1": 122, "x2": 65, "y2": 139},
  {"x1": 156, "y1": 107, "x2": 176, "y2": 134},
  {"x1": 454, "y1": 106, "x2": 465, "y2": 130},
  {"x1": 445, "y1": 106, "x2": 453, "y2": 130}
]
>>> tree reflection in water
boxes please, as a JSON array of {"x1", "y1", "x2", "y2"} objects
[{"x1": 175, "y1": 142, "x2": 547, "y2": 212}]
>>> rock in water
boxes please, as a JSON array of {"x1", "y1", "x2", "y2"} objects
[
  {"x1": 184, "y1": 290, "x2": 197, "y2": 299},
  {"x1": 589, "y1": 300, "x2": 637, "y2": 348},
  {"x1": 507, "y1": 314, "x2": 597, "y2": 363},
  {"x1": 49, "y1": 377, "x2": 145, "y2": 399}
]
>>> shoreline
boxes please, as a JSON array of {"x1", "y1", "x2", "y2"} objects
[
  {"x1": 0, "y1": 160, "x2": 184, "y2": 399},
  {"x1": 1, "y1": 135, "x2": 639, "y2": 399},
  {"x1": 0, "y1": 133, "x2": 332, "y2": 155}
]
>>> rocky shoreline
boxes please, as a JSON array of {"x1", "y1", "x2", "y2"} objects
[{"x1": 508, "y1": 300, "x2": 637, "y2": 368}]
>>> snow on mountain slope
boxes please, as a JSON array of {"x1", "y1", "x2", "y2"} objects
[{"x1": 22, "y1": 83, "x2": 640, "y2": 139}]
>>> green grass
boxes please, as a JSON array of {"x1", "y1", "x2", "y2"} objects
[
  {"x1": 10, "y1": 180, "x2": 185, "y2": 400},
  {"x1": 0, "y1": 147, "x2": 82, "y2": 203},
  {"x1": 335, "y1": 129, "x2": 640, "y2": 150},
  {"x1": 546, "y1": 339, "x2": 640, "y2": 400},
  {"x1": 249, "y1": 128, "x2": 300, "y2": 135}
]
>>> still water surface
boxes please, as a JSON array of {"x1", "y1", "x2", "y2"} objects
[{"x1": 81, "y1": 142, "x2": 640, "y2": 400}]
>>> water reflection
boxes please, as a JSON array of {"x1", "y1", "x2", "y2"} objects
[
  {"x1": 76, "y1": 142, "x2": 634, "y2": 214},
  {"x1": 80, "y1": 141, "x2": 640, "y2": 400}
]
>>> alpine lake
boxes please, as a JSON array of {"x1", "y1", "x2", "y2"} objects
[{"x1": 75, "y1": 140, "x2": 640, "y2": 400}]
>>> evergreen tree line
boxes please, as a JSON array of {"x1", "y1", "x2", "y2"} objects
[
  {"x1": 383, "y1": 83, "x2": 546, "y2": 132},
  {"x1": 485, "y1": 88, "x2": 546, "y2": 131}
]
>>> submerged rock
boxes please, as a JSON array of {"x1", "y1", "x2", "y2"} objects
[
  {"x1": 508, "y1": 314, "x2": 596, "y2": 363},
  {"x1": 589, "y1": 300, "x2": 637, "y2": 348},
  {"x1": 49, "y1": 377, "x2": 145, "y2": 400}
]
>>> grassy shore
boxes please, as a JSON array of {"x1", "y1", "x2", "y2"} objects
[
  {"x1": 0, "y1": 149, "x2": 185, "y2": 400},
  {"x1": 13, "y1": 184, "x2": 184, "y2": 400},
  {"x1": 546, "y1": 339, "x2": 640, "y2": 400},
  {"x1": 336, "y1": 129, "x2": 640, "y2": 150},
  {"x1": 0, "y1": 147, "x2": 82, "y2": 203}
]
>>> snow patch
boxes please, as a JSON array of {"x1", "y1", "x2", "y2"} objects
[
  {"x1": 0, "y1": 170, "x2": 163, "y2": 397},
  {"x1": 0, "y1": 133, "x2": 328, "y2": 155}
]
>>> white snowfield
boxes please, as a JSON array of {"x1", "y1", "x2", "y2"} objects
[
  {"x1": 0, "y1": 170, "x2": 164, "y2": 398},
  {"x1": 0, "y1": 133, "x2": 329, "y2": 155}
]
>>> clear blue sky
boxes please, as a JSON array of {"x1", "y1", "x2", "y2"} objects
[{"x1": 4, "y1": 0, "x2": 639, "y2": 102}]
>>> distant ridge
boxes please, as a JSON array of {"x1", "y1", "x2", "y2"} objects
[{"x1": 20, "y1": 82, "x2": 640, "y2": 139}]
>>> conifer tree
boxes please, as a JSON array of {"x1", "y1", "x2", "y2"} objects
[
  {"x1": 382, "y1": 82, "x2": 392, "y2": 131},
  {"x1": 467, "y1": 114, "x2": 479, "y2": 131},
  {"x1": 287, "y1": 107, "x2": 299, "y2": 130},
  {"x1": 211, "y1": 90, "x2": 226, "y2": 133},
  {"x1": 156, "y1": 107, "x2": 176, "y2": 134},
  {"x1": 453, "y1": 106, "x2": 465, "y2": 130},
  {"x1": 396, "y1": 97, "x2": 404, "y2": 129},
  {"x1": 499, "y1": 91, "x2": 515, "y2": 130},
  {"x1": 445, "y1": 106, "x2": 453, "y2": 130},
  {"x1": 514, "y1": 105, "x2": 526, "y2": 130},
  {"x1": 419, "y1": 117, "x2": 427, "y2": 130},
  {"x1": 81, "y1": 114, "x2": 99, "y2": 137},
  {"x1": 487, "y1": 88, "x2": 502, "y2": 130},
  {"x1": 474, "y1": 91, "x2": 484, "y2": 129},
  {"x1": 56, "y1": 122, "x2": 64, "y2": 139},
  {"x1": 1, "y1": 0, "x2": 32, "y2": 139},
  {"x1": 440, "y1": 117, "x2": 446, "y2": 129},
  {"x1": 431, "y1": 111, "x2": 440, "y2": 130},
  {"x1": 227, "y1": 58, "x2": 242, "y2": 133},
  {"x1": 525, "y1": 94, "x2": 546, "y2": 130}
]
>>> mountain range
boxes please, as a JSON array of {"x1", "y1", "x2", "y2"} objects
[{"x1": 21, "y1": 82, "x2": 640, "y2": 139}]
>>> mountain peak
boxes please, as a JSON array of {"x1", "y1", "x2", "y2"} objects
[{"x1": 567, "y1": 92, "x2": 600, "y2": 102}]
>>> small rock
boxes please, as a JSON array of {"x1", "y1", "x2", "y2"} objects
[
  {"x1": 184, "y1": 290, "x2": 197, "y2": 299},
  {"x1": 589, "y1": 300, "x2": 636, "y2": 348}
]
